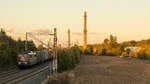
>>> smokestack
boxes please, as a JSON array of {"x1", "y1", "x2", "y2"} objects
[{"x1": 83, "y1": 11, "x2": 87, "y2": 50}]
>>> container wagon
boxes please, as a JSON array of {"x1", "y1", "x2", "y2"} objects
[
  {"x1": 40, "y1": 50, "x2": 46, "y2": 62},
  {"x1": 45, "y1": 51, "x2": 49, "y2": 61},
  {"x1": 36, "y1": 51, "x2": 41, "y2": 64},
  {"x1": 49, "y1": 51, "x2": 53, "y2": 60}
]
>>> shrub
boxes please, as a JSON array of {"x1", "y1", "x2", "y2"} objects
[
  {"x1": 102, "y1": 48, "x2": 107, "y2": 56},
  {"x1": 93, "y1": 49, "x2": 98, "y2": 55},
  {"x1": 122, "y1": 52, "x2": 128, "y2": 57},
  {"x1": 106, "y1": 48, "x2": 122, "y2": 56},
  {"x1": 129, "y1": 52, "x2": 138, "y2": 58},
  {"x1": 97, "y1": 47, "x2": 103, "y2": 55},
  {"x1": 57, "y1": 47, "x2": 82, "y2": 73},
  {"x1": 138, "y1": 50, "x2": 147, "y2": 59}
]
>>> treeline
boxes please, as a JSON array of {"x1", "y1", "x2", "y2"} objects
[
  {"x1": 57, "y1": 46, "x2": 82, "y2": 73},
  {"x1": 0, "y1": 29, "x2": 36, "y2": 68},
  {"x1": 120, "y1": 39, "x2": 150, "y2": 60},
  {"x1": 83, "y1": 34, "x2": 150, "y2": 60},
  {"x1": 121, "y1": 47, "x2": 150, "y2": 60},
  {"x1": 84, "y1": 35, "x2": 123, "y2": 56}
]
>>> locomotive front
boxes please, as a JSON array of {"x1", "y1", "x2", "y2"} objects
[{"x1": 17, "y1": 53, "x2": 30, "y2": 68}]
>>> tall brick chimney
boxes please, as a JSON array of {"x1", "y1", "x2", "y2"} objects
[{"x1": 83, "y1": 11, "x2": 87, "y2": 50}]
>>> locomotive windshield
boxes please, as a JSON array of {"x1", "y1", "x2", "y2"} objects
[{"x1": 18, "y1": 54, "x2": 28, "y2": 58}]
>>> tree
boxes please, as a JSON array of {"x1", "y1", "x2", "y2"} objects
[
  {"x1": 130, "y1": 40, "x2": 137, "y2": 46},
  {"x1": 27, "y1": 41, "x2": 36, "y2": 51},
  {"x1": 114, "y1": 36, "x2": 117, "y2": 43},
  {"x1": 17, "y1": 38, "x2": 25, "y2": 52},
  {"x1": 89, "y1": 46, "x2": 93, "y2": 55},
  {"x1": 120, "y1": 44, "x2": 125, "y2": 52},
  {"x1": 104, "y1": 39, "x2": 109, "y2": 43},
  {"x1": 102, "y1": 48, "x2": 106, "y2": 56},
  {"x1": 126, "y1": 48, "x2": 131, "y2": 55},
  {"x1": 110, "y1": 34, "x2": 113, "y2": 43},
  {"x1": 0, "y1": 29, "x2": 37, "y2": 68},
  {"x1": 138, "y1": 50, "x2": 147, "y2": 59}
]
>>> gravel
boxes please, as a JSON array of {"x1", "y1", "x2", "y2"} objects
[{"x1": 49, "y1": 55, "x2": 150, "y2": 84}]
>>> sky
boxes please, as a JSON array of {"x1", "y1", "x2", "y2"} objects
[{"x1": 0, "y1": 0, "x2": 150, "y2": 46}]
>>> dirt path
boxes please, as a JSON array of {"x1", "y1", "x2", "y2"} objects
[{"x1": 50, "y1": 55, "x2": 150, "y2": 84}]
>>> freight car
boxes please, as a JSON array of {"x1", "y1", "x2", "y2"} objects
[{"x1": 17, "y1": 50, "x2": 53, "y2": 68}]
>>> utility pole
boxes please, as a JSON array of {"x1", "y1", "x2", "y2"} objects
[
  {"x1": 53, "y1": 28, "x2": 57, "y2": 73},
  {"x1": 49, "y1": 28, "x2": 57, "y2": 75},
  {"x1": 25, "y1": 32, "x2": 28, "y2": 52},
  {"x1": 68, "y1": 29, "x2": 70, "y2": 48}
]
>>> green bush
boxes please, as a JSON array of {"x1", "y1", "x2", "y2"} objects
[{"x1": 57, "y1": 47, "x2": 82, "y2": 73}]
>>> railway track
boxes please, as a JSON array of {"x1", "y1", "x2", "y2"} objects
[
  {"x1": 0, "y1": 62, "x2": 50, "y2": 84},
  {"x1": 0, "y1": 69, "x2": 21, "y2": 78},
  {"x1": 2, "y1": 66, "x2": 49, "y2": 84}
]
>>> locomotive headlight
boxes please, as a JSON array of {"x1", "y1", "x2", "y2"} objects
[
  {"x1": 18, "y1": 62, "x2": 21, "y2": 64},
  {"x1": 24, "y1": 62, "x2": 27, "y2": 64}
]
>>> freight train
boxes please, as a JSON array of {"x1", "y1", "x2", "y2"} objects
[{"x1": 17, "y1": 50, "x2": 53, "y2": 68}]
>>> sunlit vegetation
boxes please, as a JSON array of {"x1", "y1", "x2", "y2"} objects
[
  {"x1": 83, "y1": 35, "x2": 123, "y2": 56},
  {"x1": 0, "y1": 29, "x2": 36, "y2": 70},
  {"x1": 121, "y1": 42, "x2": 150, "y2": 60},
  {"x1": 57, "y1": 46, "x2": 82, "y2": 73},
  {"x1": 83, "y1": 34, "x2": 150, "y2": 61}
]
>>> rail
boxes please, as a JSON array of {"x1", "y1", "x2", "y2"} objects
[{"x1": 2, "y1": 66, "x2": 49, "y2": 84}]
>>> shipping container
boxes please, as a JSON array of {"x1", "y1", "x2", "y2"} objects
[
  {"x1": 40, "y1": 51, "x2": 45, "y2": 62},
  {"x1": 45, "y1": 51, "x2": 49, "y2": 61},
  {"x1": 49, "y1": 51, "x2": 53, "y2": 60},
  {"x1": 36, "y1": 51, "x2": 41, "y2": 64}
]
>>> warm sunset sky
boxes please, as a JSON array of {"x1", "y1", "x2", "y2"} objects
[{"x1": 0, "y1": 0, "x2": 150, "y2": 46}]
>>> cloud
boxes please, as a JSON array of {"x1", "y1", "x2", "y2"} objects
[
  {"x1": 7, "y1": 29, "x2": 15, "y2": 33},
  {"x1": 89, "y1": 32, "x2": 97, "y2": 35},
  {"x1": 1, "y1": 28, "x2": 15, "y2": 33},
  {"x1": 73, "y1": 32, "x2": 83, "y2": 36},
  {"x1": 32, "y1": 29, "x2": 51, "y2": 34},
  {"x1": 73, "y1": 32, "x2": 100, "y2": 36}
]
